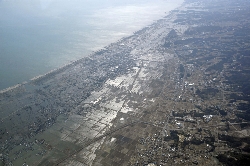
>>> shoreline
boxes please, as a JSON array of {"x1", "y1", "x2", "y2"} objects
[
  {"x1": 1, "y1": 0, "x2": 250, "y2": 165},
  {"x1": 0, "y1": 1, "x2": 185, "y2": 94}
]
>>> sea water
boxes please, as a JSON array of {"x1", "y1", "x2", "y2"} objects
[{"x1": 0, "y1": 0, "x2": 183, "y2": 90}]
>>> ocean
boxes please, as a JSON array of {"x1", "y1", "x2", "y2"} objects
[{"x1": 0, "y1": 0, "x2": 183, "y2": 90}]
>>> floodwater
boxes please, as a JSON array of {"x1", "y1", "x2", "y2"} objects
[{"x1": 0, "y1": 0, "x2": 183, "y2": 90}]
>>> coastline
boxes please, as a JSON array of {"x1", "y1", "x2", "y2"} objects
[
  {"x1": 1, "y1": 0, "x2": 250, "y2": 165},
  {"x1": 0, "y1": 0, "x2": 184, "y2": 92},
  {"x1": 0, "y1": 0, "x2": 185, "y2": 94},
  {"x1": 0, "y1": 1, "x2": 188, "y2": 165}
]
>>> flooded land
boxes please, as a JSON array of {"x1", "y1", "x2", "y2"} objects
[{"x1": 1, "y1": 0, "x2": 250, "y2": 165}]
